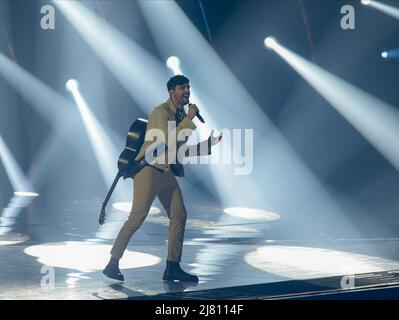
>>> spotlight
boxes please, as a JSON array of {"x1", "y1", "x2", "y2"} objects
[
  {"x1": 166, "y1": 56, "x2": 180, "y2": 70},
  {"x1": 65, "y1": 79, "x2": 79, "y2": 92},
  {"x1": 264, "y1": 37, "x2": 277, "y2": 49},
  {"x1": 381, "y1": 51, "x2": 388, "y2": 59},
  {"x1": 361, "y1": 0, "x2": 370, "y2": 5},
  {"x1": 269, "y1": 40, "x2": 399, "y2": 173}
]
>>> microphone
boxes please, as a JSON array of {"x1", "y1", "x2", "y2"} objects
[
  {"x1": 188, "y1": 103, "x2": 205, "y2": 123},
  {"x1": 195, "y1": 112, "x2": 205, "y2": 123}
]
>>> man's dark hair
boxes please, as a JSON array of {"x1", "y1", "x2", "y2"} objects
[{"x1": 167, "y1": 75, "x2": 190, "y2": 92}]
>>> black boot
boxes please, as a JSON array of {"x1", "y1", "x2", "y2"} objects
[
  {"x1": 103, "y1": 257, "x2": 124, "y2": 281},
  {"x1": 162, "y1": 261, "x2": 199, "y2": 282}
]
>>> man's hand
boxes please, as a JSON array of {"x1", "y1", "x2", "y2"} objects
[
  {"x1": 187, "y1": 104, "x2": 199, "y2": 120},
  {"x1": 208, "y1": 129, "x2": 222, "y2": 147}
]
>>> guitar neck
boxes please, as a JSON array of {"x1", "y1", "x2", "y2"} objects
[{"x1": 101, "y1": 172, "x2": 122, "y2": 210}]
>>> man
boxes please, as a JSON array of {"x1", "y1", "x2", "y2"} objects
[{"x1": 103, "y1": 75, "x2": 222, "y2": 282}]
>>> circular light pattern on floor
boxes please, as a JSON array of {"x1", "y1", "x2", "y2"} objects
[
  {"x1": 223, "y1": 207, "x2": 280, "y2": 221},
  {"x1": 146, "y1": 216, "x2": 260, "y2": 234},
  {"x1": 24, "y1": 241, "x2": 161, "y2": 272},
  {"x1": 245, "y1": 245, "x2": 399, "y2": 280},
  {"x1": 146, "y1": 216, "x2": 259, "y2": 233},
  {"x1": 14, "y1": 191, "x2": 39, "y2": 197},
  {"x1": 147, "y1": 215, "x2": 213, "y2": 229},
  {"x1": 0, "y1": 233, "x2": 30, "y2": 245},
  {"x1": 0, "y1": 240, "x2": 26, "y2": 246},
  {"x1": 112, "y1": 202, "x2": 161, "y2": 214}
]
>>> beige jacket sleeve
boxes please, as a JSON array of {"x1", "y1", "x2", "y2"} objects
[{"x1": 183, "y1": 138, "x2": 212, "y2": 157}]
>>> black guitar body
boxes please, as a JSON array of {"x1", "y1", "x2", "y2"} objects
[
  {"x1": 99, "y1": 118, "x2": 148, "y2": 225},
  {"x1": 118, "y1": 118, "x2": 148, "y2": 178}
]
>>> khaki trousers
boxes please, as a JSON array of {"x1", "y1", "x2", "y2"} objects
[{"x1": 110, "y1": 166, "x2": 188, "y2": 262}]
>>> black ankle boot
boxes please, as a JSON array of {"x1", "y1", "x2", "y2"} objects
[
  {"x1": 103, "y1": 257, "x2": 124, "y2": 281},
  {"x1": 163, "y1": 261, "x2": 199, "y2": 282}
]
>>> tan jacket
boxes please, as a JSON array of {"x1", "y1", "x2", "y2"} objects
[{"x1": 135, "y1": 98, "x2": 211, "y2": 177}]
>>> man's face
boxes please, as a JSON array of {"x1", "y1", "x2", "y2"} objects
[{"x1": 171, "y1": 83, "x2": 190, "y2": 107}]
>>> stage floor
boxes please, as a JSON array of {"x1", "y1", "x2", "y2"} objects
[{"x1": 2, "y1": 193, "x2": 399, "y2": 300}]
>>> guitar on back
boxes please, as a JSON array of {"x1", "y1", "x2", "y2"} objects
[{"x1": 99, "y1": 118, "x2": 148, "y2": 225}]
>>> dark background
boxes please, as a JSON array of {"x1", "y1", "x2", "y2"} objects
[{"x1": 1, "y1": 0, "x2": 399, "y2": 238}]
